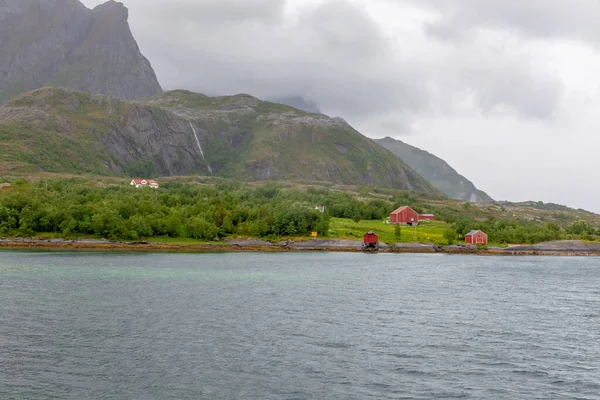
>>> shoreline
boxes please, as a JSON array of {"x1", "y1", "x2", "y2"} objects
[{"x1": 1, "y1": 238, "x2": 600, "y2": 257}]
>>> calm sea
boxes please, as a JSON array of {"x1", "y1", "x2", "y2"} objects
[{"x1": 1, "y1": 251, "x2": 599, "y2": 399}]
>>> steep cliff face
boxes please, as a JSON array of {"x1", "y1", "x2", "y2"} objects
[
  {"x1": 0, "y1": 88, "x2": 199, "y2": 175},
  {"x1": 376, "y1": 137, "x2": 493, "y2": 202},
  {"x1": 0, "y1": 88, "x2": 442, "y2": 196},
  {"x1": 139, "y1": 91, "x2": 438, "y2": 192},
  {"x1": 0, "y1": 0, "x2": 37, "y2": 21},
  {"x1": 0, "y1": 0, "x2": 162, "y2": 102}
]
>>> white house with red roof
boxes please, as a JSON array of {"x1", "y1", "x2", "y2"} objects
[{"x1": 130, "y1": 179, "x2": 159, "y2": 189}]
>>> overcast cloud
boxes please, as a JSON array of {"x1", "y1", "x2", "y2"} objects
[{"x1": 82, "y1": 0, "x2": 600, "y2": 212}]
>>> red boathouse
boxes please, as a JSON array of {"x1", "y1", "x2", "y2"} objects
[
  {"x1": 363, "y1": 231, "x2": 379, "y2": 251},
  {"x1": 419, "y1": 214, "x2": 435, "y2": 221},
  {"x1": 465, "y1": 230, "x2": 488, "y2": 245},
  {"x1": 364, "y1": 231, "x2": 378, "y2": 245},
  {"x1": 390, "y1": 206, "x2": 419, "y2": 225}
]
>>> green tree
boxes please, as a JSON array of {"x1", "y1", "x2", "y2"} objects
[
  {"x1": 219, "y1": 216, "x2": 234, "y2": 236},
  {"x1": 315, "y1": 213, "x2": 330, "y2": 236},
  {"x1": 443, "y1": 226, "x2": 457, "y2": 244},
  {"x1": 92, "y1": 207, "x2": 123, "y2": 239},
  {"x1": 128, "y1": 215, "x2": 153, "y2": 237},
  {"x1": 566, "y1": 219, "x2": 591, "y2": 235},
  {"x1": 186, "y1": 216, "x2": 218, "y2": 240},
  {"x1": 352, "y1": 209, "x2": 361, "y2": 223},
  {"x1": 247, "y1": 220, "x2": 270, "y2": 237}
]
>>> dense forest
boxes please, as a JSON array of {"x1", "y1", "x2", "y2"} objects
[
  {"x1": 0, "y1": 179, "x2": 367, "y2": 241},
  {"x1": 0, "y1": 178, "x2": 598, "y2": 244}
]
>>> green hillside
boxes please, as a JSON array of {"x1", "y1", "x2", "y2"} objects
[
  {"x1": 0, "y1": 88, "x2": 441, "y2": 195},
  {"x1": 0, "y1": 89, "x2": 129, "y2": 173}
]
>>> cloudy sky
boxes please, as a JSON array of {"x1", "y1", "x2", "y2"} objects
[{"x1": 81, "y1": 0, "x2": 600, "y2": 211}]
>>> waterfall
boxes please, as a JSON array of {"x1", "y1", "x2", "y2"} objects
[{"x1": 189, "y1": 122, "x2": 213, "y2": 173}]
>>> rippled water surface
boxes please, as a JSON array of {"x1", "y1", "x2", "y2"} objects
[{"x1": 1, "y1": 251, "x2": 600, "y2": 399}]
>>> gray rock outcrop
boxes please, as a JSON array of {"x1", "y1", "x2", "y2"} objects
[{"x1": 504, "y1": 240, "x2": 600, "y2": 253}]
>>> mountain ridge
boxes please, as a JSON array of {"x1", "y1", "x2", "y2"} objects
[
  {"x1": 376, "y1": 136, "x2": 493, "y2": 202},
  {"x1": 0, "y1": 87, "x2": 442, "y2": 196}
]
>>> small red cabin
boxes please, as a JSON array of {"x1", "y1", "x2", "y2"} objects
[
  {"x1": 466, "y1": 230, "x2": 488, "y2": 245},
  {"x1": 390, "y1": 206, "x2": 419, "y2": 225},
  {"x1": 419, "y1": 214, "x2": 435, "y2": 221},
  {"x1": 364, "y1": 231, "x2": 378, "y2": 244}
]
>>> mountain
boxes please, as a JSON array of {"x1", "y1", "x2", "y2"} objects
[
  {"x1": 265, "y1": 96, "x2": 322, "y2": 114},
  {"x1": 376, "y1": 137, "x2": 493, "y2": 202},
  {"x1": 0, "y1": 0, "x2": 162, "y2": 102},
  {"x1": 0, "y1": 87, "x2": 441, "y2": 195}
]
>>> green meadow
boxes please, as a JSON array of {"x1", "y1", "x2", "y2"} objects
[{"x1": 329, "y1": 218, "x2": 448, "y2": 245}]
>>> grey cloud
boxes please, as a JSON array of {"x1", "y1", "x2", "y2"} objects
[
  {"x1": 122, "y1": 0, "x2": 428, "y2": 118},
  {"x1": 402, "y1": 0, "x2": 600, "y2": 45},
  {"x1": 127, "y1": 0, "x2": 285, "y2": 25},
  {"x1": 80, "y1": 0, "x2": 566, "y2": 132},
  {"x1": 435, "y1": 48, "x2": 564, "y2": 120},
  {"x1": 297, "y1": 0, "x2": 386, "y2": 59},
  {"x1": 467, "y1": 68, "x2": 562, "y2": 119}
]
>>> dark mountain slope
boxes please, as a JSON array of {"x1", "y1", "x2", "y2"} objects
[{"x1": 376, "y1": 136, "x2": 493, "y2": 202}]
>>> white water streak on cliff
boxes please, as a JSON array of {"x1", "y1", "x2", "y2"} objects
[{"x1": 189, "y1": 122, "x2": 213, "y2": 173}]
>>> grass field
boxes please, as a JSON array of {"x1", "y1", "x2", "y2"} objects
[
  {"x1": 328, "y1": 218, "x2": 449, "y2": 245},
  {"x1": 135, "y1": 219, "x2": 452, "y2": 246}
]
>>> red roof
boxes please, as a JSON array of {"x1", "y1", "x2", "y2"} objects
[
  {"x1": 132, "y1": 179, "x2": 156, "y2": 185},
  {"x1": 466, "y1": 230, "x2": 486, "y2": 236},
  {"x1": 391, "y1": 206, "x2": 411, "y2": 214}
]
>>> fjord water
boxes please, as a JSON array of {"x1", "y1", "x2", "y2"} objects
[{"x1": 1, "y1": 252, "x2": 599, "y2": 399}]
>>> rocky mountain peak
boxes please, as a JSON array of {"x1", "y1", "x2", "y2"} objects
[
  {"x1": 0, "y1": 0, "x2": 162, "y2": 103},
  {"x1": 92, "y1": 0, "x2": 128, "y2": 19},
  {"x1": 1, "y1": 0, "x2": 86, "y2": 16}
]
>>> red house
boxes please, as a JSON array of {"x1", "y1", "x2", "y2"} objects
[
  {"x1": 465, "y1": 230, "x2": 488, "y2": 245},
  {"x1": 419, "y1": 214, "x2": 435, "y2": 221},
  {"x1": 390, "y1": 206, "x2": 419, "y2": 226}
]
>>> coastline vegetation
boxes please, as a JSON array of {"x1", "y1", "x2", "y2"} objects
[{"x1": 0, "y1": 177, "x2": 598, "y2": 246}]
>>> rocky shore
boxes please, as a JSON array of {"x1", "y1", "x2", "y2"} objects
[{"x1": 1, "y1": 238, "x2": 600, "y2": 256}]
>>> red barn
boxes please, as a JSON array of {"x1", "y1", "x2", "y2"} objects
[
  {"x1": 390, "y1": 206, "x2": 419, "y2": 226},
  {"x1": 364, "y1": 231, "x2": 378, "y2": 245},
  {"x1": 419, "y1": 214, "x2": 435, "y2": 221},
  {"x1": 466, "y1": 230, "x2": 488, "y2": 245}
]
